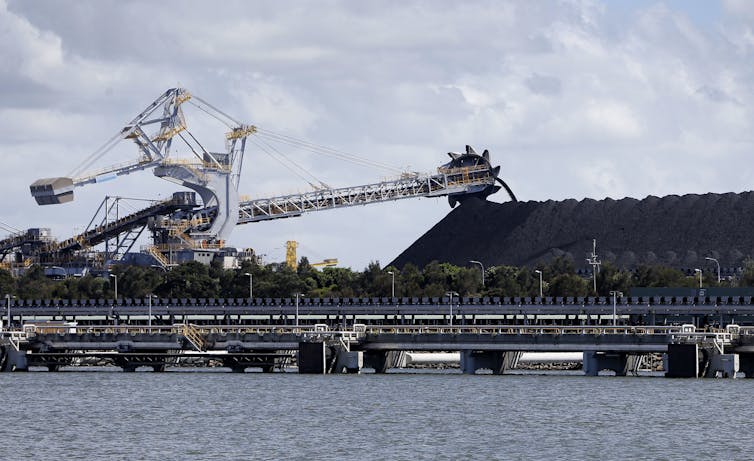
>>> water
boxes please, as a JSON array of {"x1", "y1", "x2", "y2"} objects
[{"x1": 1, "y1": 370, "x2": 752, "y2": 460}]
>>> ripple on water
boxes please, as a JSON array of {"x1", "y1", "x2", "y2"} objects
[{"x1": 1, "y1": 372, "x2": 753, "y2": 460}]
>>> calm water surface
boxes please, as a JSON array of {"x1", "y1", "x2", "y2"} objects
[{"x1": 1, "y1": 370, "x2": 752, "y2": 460}]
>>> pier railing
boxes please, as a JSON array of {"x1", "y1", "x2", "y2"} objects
[{"x1": 16, "y1": 323, "x2": 743, "y2": 338}]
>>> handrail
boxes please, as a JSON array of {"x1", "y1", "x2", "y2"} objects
[
  {"x1": 178, "y1": 323, "x2": 206, "y2": 351},
  {"x1": 0, "y1": 330, "x2": 28, "y2": 351},
  {"x1": 21, "y1": 324, "x2": 730, "y2": 337}
]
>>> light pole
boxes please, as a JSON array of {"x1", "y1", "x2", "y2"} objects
[
  {"x1": 244, "y1": 272, "x2": 253, "y2": 300},
  {"x1": 586, "y1": 238, "x2": 601, "y2": 294},
  {"x1": 295, "y1": 293, "x2": 304, "y2": 327},
  {"x1": 705, "y1": 257, "x2": 721, "y2": 284},
  {"x1": 534, "y1": 270, "x2": 543, "y2": 299},
  {"x1": 4, "y1": 294, "x2": 12, "y2": 330},
  {"x1": 446, "y1": 291, "x2": 458, "y2": 326},
  {"x1": 387, "y1": 271, "x2": 395, "y2": 299},
  {"x1": 694, "y1": 268, "x2": 702, "y2": 288},
  {"x1": 109, "y1": 274, "x2": 118, "y2": 303},
  {"x1": 609, "y1": 290, "x2": 623, "y2": 326},
  {"x1": 469, "y1": 260, "x2": 485, "y2": 287},
  {"x1": 147, "y1": 294, "x2": 157, "y2": 327}
]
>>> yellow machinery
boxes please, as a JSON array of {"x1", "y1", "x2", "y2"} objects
[
  {"x1": 311, "y1": 258, "x2": 338, "y2": 268},
  {"x1": 285, "y1": 240, "x2": 299, "y2": 270},
  {"x1": 285, "y1": 240, "x2": 337, "y2": 270}
]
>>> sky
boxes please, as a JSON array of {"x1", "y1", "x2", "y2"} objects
[{"x1": 1, "y1": 0, "x2": 754, "y2": 270}]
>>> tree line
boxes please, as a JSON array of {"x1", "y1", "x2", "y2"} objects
[{"x1": 2, "y1": 256, "x2": 754, "y2": 301}]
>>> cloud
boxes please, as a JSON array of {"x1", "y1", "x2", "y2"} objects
[
  {"x1": 723, "y1": 0, "x2": 754, "y2": 19},
  {"x1": 1, "y1": 0, "x2": 754, "y2": 269},
  {"x1": 525, "y1": 73, "x2": 562, "y2": 96}
]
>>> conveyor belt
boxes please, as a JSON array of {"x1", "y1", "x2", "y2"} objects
[{"x1": 41, "y1": 195, "x2": 195, "y2": 257}]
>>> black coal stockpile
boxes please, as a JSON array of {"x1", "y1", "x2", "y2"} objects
[{"x1": 391, "y1": 192, "x2": 754, "y2": 269}]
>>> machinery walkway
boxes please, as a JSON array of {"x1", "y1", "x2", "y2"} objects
[{"x1": 0, "y1": 323, "x2": 748, "y2": 378}]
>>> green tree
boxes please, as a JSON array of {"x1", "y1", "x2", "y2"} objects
[
  {"x1": 358, "y1": 261, "x2": 393, "y2": 297},
  {"x1": 484, "y1": 266, "x2": 522, "y2": 298},
  {"x1": 397, "y1": 264, "x2": 422, "y2": 297},
  {"x1": 739, "y1": 259, "x2": 754, "y2": 287},
  {"x1": 0, "y1": 268, "x2": 15, "y2": 297},
  {"x1": 633, "y1": 265, "x2": 692, "y2": 288},
  {"x1": 596, "y1": 262, "x2": 633, "y2": 295},
  {"x1": 515, "y1": 267, "x2": 538, "y2": 297},
  {"x1": 545, "y1": 256, "x2": 576, "y2": 277},
  {"x1": 115, "y1": 265, "x2": 165, "y2": 298},
  {"x1": 422, "y1": 261, "x2": 446, "y2": 290},
  {"x1": 157, "y1": 261, "x2": 219, "y2": 298},
  {"x1": 51, "y1": 275, "x2": 108, "y2": 299},
  {"x1": 261, "y1": 263, "x2": 305, "y2": 298},
  {"x1": 548, "y1": 273, "x2": 590, "y2": 297},
  {"x1": 313, "y1": 267, "x2": 357, "y2": 298},
  {"x1": 16, "y1": 265, "x2": 54, "y2": 299}
]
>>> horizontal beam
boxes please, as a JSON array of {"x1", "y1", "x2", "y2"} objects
[
  {"x1": 360, "y1": 342, "x2": 669, "y2": 353},
  {"x1": 237, "y1": 168, "x2": 494, "y2": 224},
  {"x1": 8, "y1": 303, "x2": 754, "y2": 316}
]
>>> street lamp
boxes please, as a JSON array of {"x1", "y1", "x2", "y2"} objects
[
  {"x1": 244, "y1": 272, "x2": 253, "y2": 300},
  {"x1": 609, "y1": 291, "x2": 623, "y2": 326},
  {"x1": 147, "y1": 294, "x2": 157, "y2": 328},
  {"x1": 109, "y1": 274, "x2": 118, "y2": 303},
  {"x1": 387, "y1": 271, "x2": 395, "y2": 299},
  {"x1": 705, "y1": 257, "x2": 721, "y2": 284},
  {"x1": 534, "y1": 270, "x2": 543, "y2": 300},
  {"x1": 469, "y1": 260, "x2": 485, "y2": 287},
  {"x1": 446, "y1": 291, "x2": 458, "y2": 327},
  {"x1": 4, "y1": 294, "x2": 13, "y2": 330},
  {"x1": 294, "y1": 293, "x2": 305, "y2": 327},
  {"x1": 694, "y1": 268, "x2": 702, "y2": 288}
]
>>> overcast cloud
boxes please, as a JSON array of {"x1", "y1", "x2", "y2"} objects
[{"x1": 1, "y1": 0, "x2": 753, "y2": 269}]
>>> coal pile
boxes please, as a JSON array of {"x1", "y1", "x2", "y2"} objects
[{"x1": 391, "y1": 192, "x2": 754, "y2": 270}]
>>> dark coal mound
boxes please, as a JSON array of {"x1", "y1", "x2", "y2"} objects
[{"x1": 391, "y1": 192, "x2": 754, "y2": 269}]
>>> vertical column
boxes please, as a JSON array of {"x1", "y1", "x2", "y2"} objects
[
  {"x1": 363, "y1": 351, "x2": 387, "y2": 373},
  {"x1": 363, "y1": 350, "x2": 404, "y2": 373},
  {"x1": 333, "y1": 349, "x2": 363, "y2": 374},
  {"x1": 1, "y1": 348, "x2": 28, "y2": 372},
  {"x1": 737, "y1": 354, "x2": 754, "y2": 378},
  {"x1": 298, "y1": 341, "x2": 327, "y2": 374},
  {"x1": 583, "y1": 352, "x2": 630, "y2": 376},
  {"x1": 665, "y1": 344, "x2": 699, "y2": 378},
  {"x1": 705, "y1": 353, "x2": 739, "y2": 378},
  {"x1": 460, "y1": 350, "x2": 479, "y2": 374},
  {"x1": 461, "y1": 351, "x2": 519, "y2": 375},
  {"x1": 583, "y1": 351, "x2": 600, "y2": 376}
]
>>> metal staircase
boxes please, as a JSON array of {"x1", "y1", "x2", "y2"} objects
[
  {"x1": 146, "y1": 245, "x2": 170, "y2": 268},
  {"x1": 179, "y1": 324, "x2": 206, "y2": 351}
]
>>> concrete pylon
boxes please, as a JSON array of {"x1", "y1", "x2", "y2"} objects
[
  {"x1": 583, "y1": 352, "x2": 635, "y2": 376},
  {"x1": 460, "y1": 350, "x2": 521, "y2": 375},
  {"x1": 298, "y1": 341, "x2": 327, "y2": 374},
  {"x1": 2, "y1": 349, "x2": 28, "y2": 372},
  {"x1": 331, "y1": 348, "x2": 364, "y2": 374},
  {"x1": 737, "y1": 354, "x2": 754, "y2": 378},
  {"x1": 363, "y1": 351, "x2": 404, "y2": 373},
  {"x1": 665, "y1": 344, "x2": 699, "y2": 378},
  {"x1": 704, "y1": 353, "x2": 739, "y2": 378}
]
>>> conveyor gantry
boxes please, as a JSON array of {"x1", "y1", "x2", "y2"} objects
[
  {"x1": 238, "y1": 164, "x2": 497, "y2": 223},
  {"x1": 40, "y1": 192, "x2": 196, "y2": 258}
]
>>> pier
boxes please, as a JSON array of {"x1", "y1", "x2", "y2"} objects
[
  {"x1": 4, "y1": 295, "x2": 754, "y2": 377},
  {"x1": 5, "y1": 294, "x2": 754, "y2": 329},
  {"x1": 1, "y1": 322, "x2": 751, "y2": 378}
]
